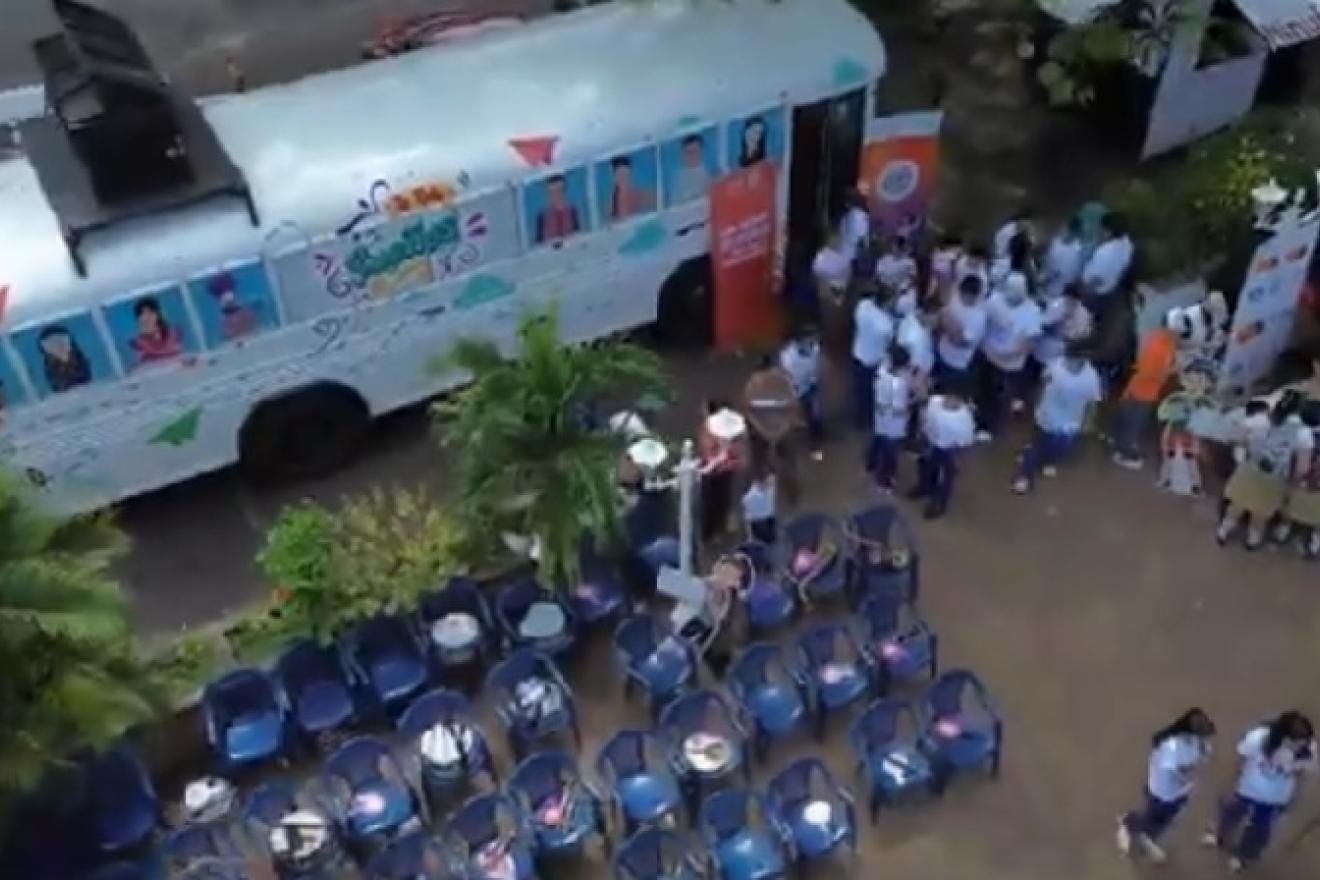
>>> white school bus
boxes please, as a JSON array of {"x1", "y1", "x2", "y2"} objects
[{"x1": 0, "y1": 0, "x2": 885, "y2": 514}]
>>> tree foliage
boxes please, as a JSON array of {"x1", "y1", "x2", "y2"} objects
[{"x1": 435, "y1": 308, "x2": 669, "y2": 588}]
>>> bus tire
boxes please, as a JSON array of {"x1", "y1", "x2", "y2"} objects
[
  {"x1": 239, "y1": 384, "x2": 370, "y2": 484},
  {"x1": 655, "y1": 256, "x2": 713, "y2": 348}
]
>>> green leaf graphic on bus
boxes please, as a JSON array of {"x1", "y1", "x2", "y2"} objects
[{"x1": 150, "y1": 407, "x2": 202, "y2": 447}]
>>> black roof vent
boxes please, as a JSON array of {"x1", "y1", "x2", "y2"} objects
[{"x1": 19, "y1": 0, "x2": 258, "y2": 276}]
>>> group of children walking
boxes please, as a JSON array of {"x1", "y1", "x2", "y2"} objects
[{"x1": 1117, "y1": 708, "x2": 1317, "y2": 873}]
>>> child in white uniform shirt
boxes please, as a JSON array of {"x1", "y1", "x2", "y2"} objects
[
  {"x1": 1206, "y1": 712, "x2": 1317, "y2": 871},
  {"x1": 874, "y1": 236, "x2": 918, "y2": 293},
  {"x1": 1117, "y1": 708, "x2": 1216, "y2": 864},
  {"x1": 1032, "y1": 284, "x2": 1092, "y2": 370},
  {"x1": 779, "y1": 327, "x2": 824, "y2": 456},
  {"x1": 839, "y1": 191, "x2": 871, "y2": 262},
  {"x1": 851, "y1": 289, "x2": 895, "y2": 430},
  {"x1": 1013, "y1": 342, "x2": 1102, "y2": 494},
  {"x1": 909, "y1": 388, "x2": 976, "y2": 519},
  {"x1": 1040, "y1": 218, "x2": 1085, "y2": 300},
  {"x1": 868, "y1": 346, "x2": 914, "y2": 490},
  {"x1": 928, "y1": 233, "x2": 964, "y2": 302},
  {"x1": 937, "y1": 274, "x2": 988, "y2": 399},
  {"x1": 741, "y1": 464, "x2": 778, "y2": 545},
  {"x1": 976, "y1": 271, "x2": 1043, "y2": 440}
]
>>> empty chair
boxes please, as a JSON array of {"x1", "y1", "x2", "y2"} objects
[
  {"x1": 507, "y1": 751, "x2": 609, "y2": 859},
  {"x1": 444, "y1": 793, "x2": 537, "y2": 880},
  {"x1": 857, "y1": 590, "x2": 938, "y2": 685},
  {"x1": 496, "y1": 577, "x2": 578, "y2": 657},
  {"x1": 613, "y1": 827, "x2": 711, "y2": 880},
  {"x1": 849, "y1": 699, "x2": 937, "y2": 822},
  {"x1": 274, "y1": 638, "x2": 357, "y2": 742},
  {"x1": 569, "y1": 540, "x2": 627, "y2": 627},
  {"x1": 418, "y1": 576, "x2": 495, "y2": 672},
  {"x1": 367, "y1": 830, "x2": 456, "y2": 880},
  {"x1": 726, "y1": 643, "x2": 810, "y2": 760},
  {"x1": 613, "y1": 614, "x2": 697, "y2": 716},
  {"x1": 921, "y1": 669, "x2": 1004, "y2": 789},
  {"x1": 397, "y1": 688, "x2": 498, "y2": 807},
  {"x1": 202, "y1": 667, "x2": 290, "y2": 771},
  {"x1": 487, "y1": 648, "x2": 581, "y2": 759},
  {"x1": 341, "y1": 615, "x2": 430, "y2": 713},
  {"x1": 765, "y1": 759, "x2": 857, "y2": 868},
  {"x1": 794, "y1": 622, "x2": 874, "y2": 737},
  {"x1": 781, "y1": 514, "x2": 847, "y2": 606},
  {"x1": 659, "y1": 690, "x2": 751, "y2": 814},
  {"x1": 596, "y1": 730, "x2": 684, "y2": 835},
  {"x1": 84, "y1": 746, "x2": 158, "y2": 855},
  {"x1": 698, "y1": 789, "x2": 788, "y2": 880},
  {"x1": 161, "y1": 821, "x2": 247, "y2": 879},
  {"x1": 843, "y1": 503, "x2": 919, "y2": 606},
  {"x1": 321, "y1": 737, "x2": 422, "y2": 854},
  {"x1": 728, "y1": 543, "x2": 795, "y2": 634},
  {"x1": 241, "y1": 781, "x2": 350, "y2": 879}
]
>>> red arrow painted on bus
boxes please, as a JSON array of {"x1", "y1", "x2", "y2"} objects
[{"x1": 508, "y1": 136, "x2": 558, "y2": 167}]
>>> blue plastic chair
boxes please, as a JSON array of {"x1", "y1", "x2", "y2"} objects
[
  {"x1": 569, "y1": 541, "x2": 627, "y2": 627},
  {"x1": 726, "y1": 643, "x2": 810, "y2": 761},
  {"x1": 613, "y1": 614, "x2": 697, "y2": 716},
  {"x1": 202, "y1": 667, "x2": 290, "y2": 771},
  {"x1": 843, "y1": 503, "x2": 919, "y2": 606},
  {"x1": 781, "y1": 514, "x2": 847, "y2": 606},
  {"x1": 397, "y1": 688, "x2": 498, "y2": 805},
  {"x1": 417, "y1": 576, "x2": 495, "y2": 671},
  {"x1": 697, "y1": 789, "x2": 788, "y2": 880},
  {"x1": 487, "y1": 648, "x2": 581, "y2": 759},
  {"x1": 857, "y1": 590, "x2": 938, "y2": 685},
  {"x1": 161, "y1": 821, "x2": 247, "y2": 879},
  {"x1": 495, "y1": 577, "x2": 578, "y2": 657},
  {"x1": 80, "y1": 862, "x2": 143, "y2": 880},
  {"x1": 508, "y1": 751, "x2": 609, "y2": 858},
  {"x1": 850, "y1": 699, "x2": 937, "y2": 822},
  {"x1": 275, "y1": 638, "x2": 357, "y2": 741},
  {"x1": 367, "y1": 829, "x2": 456, "y2": 879},
  {"x1": 85, "y1": 746, "x2": 158, "y2": 854},
  {"x1": 341, "y1": 615, "x2": 430, "y2": 713},
  {"x1": 240, "y1": 781, "x2": 350, "y2": 878},
  {"x1": 321, "y1": 737, "x2": 422, "y2": 852},
  {"x1": 764, "y1": 759, "x2": 857, "y2": 868},
  {"x1": 444, "y1": 793, "x2": 537, "y2": 880},
  {"x1": 596, "y1": 730, "x2": 684, "y2": 835},
  {"x1": 613, "y1": 827, "x2": 711, "y2": 880},
  {"x1": 730, "y1": 542, "x2": 795, "y2": 633},
  {"x1": 794, "y1": 622, "x2": 874, "y2": 738},
  {"x1": 659, "y1": 690, "x2": 751, "y2": 814},
  {"x1": 920, "y1": 669, "x2": 1004, "y2": 789}
]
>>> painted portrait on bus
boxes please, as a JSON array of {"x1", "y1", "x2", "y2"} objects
[
  {"x1": 726, "y1": 108, "x2": 786, "y2": 170},
  {"x1": 11, "y1": 312, "x2": 115, "y2": 397},
  {"x1": 188, "y1": 262, "x2": 280, "y2": 348},
  {"x1": 661, "y1": 127, "x2": 719, "y2": 207},
  {"x1": 103, "y1": 287, "x2": 199, "y2": 371},
  {"x1": 523, "y1": 167, "x2": 590, "y2": 246},
  {"x1": 0, "y1": 345, "x2": 29, "y2": 418},
  {"x1": 594, "y1": 147, "x2": 658, "y2": 224}
]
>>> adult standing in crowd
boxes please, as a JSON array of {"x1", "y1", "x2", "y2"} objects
[
  {"x1": 839, "y1": 189, "x2": 871, "y2": 262},
  {"x1": 1116, "y1": 707, "x2": 1216, "y2": 864},
  {"x1": 698, "y1": 401, "x2": 743, "y2": 543},
  {"x1": 1081, "y1": 213, "x2": 1134, "y2": 325},
  {"x1": 778, "y1": 326, "x2": 824, "y2": 460},
  {"x1": 976, "y1": 271, "x2": 1042, "y2": 441},
  {"x1": 910, "y1": 386, "x2": 976, "y2": 519},
  {"x1": 813, "y1": 228, "x2": 853, "y2": 358},
  {"x1": 851, "y1": 287, "x2": 895, "y2": 430},
  {"x1": 1112, "y1": 318, "x2": 1178, "y2": 469},
  {"x1": 1040, "y1": 217, "x2": 1086, "y2": 301},
  {"x1": 937, "y1": 274, "x2": 988, "y2": 399},
  {"x1": 1012, "y1": 341, "x2": 1102, "y2": 495}
]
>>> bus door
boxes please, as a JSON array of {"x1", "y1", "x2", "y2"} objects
[{"x1": 786, "y1": 88, "x2": 866, "y2": 276}]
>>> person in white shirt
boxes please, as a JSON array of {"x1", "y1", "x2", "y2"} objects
[
  {"x1": 1116, "y1": 708, "x2": 1216, "y2": 864},
  {"x1": 1032, "y1": 284, "x2": 1093, "y2": 369},
  {"x1": 741, "y1": 464, "x2": 778, "y2": 545},
  {"x1": 868, "y1": 346, "x2": 913, "y2": 490},
  {"x1": 1041, "y1": 217, "x2": 1085, "y2": 300},
  {"x1": 1217, "y1": 391, "x2": 1314, "y2": 550},
  {"x1": 976, "y1": 271, "x2": 1043, "y2": 441},
  {"x1": 1081, "y1": 213, "x2": 1134, "y2": 317},
  {"x1": 875, "y1": 236, "x2": 918, "y2": 293},
  {"x1": 1206, "y1": 712, "x2": 1317, "y2": 871},
  {"x1": 954, "y1": 244, "x2": 991, "y2": 298},
  {"x1": 839, "y1": 191, "x2": 871, "y2": 262},
  {"x1": 812, "y1": 232, "x2": 852, "y2": 299},
  {"x1": 898, "y1": 302, "x2": 937, "y2": 383},
  {"x1": 909, "y1": 389, "x2": 976, "y2": 519},
  {"x1": 779, "y1": 327, "x2": 824, "y2": 457},
  {"x1": 992, "y1": 210, "x2": 1034, "y2": 260},
  {"x1": 937, "y1": 274, "x2": 988, "y2": 398},
  {"x1": 851, "y1": 289, "x2": 895, "y2": 430},
  {"x1": 1012, "y1": 343, "x2": 1102, "y2": 494},
  {"x1": 928, "y1": 233, "x2": 964, "y2": 302}
]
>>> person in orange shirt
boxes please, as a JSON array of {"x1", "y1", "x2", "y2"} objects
[{"x1": 1112, "y1": 325, "x2": 1177, "y2": 469}]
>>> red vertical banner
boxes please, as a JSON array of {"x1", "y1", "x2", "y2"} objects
[{"x1": 709, "y1": 163, "x2": 779, "y2": 350}]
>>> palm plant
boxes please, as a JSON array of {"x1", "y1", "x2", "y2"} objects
[
  {"x1": 0, "y1": 476, "x2": 163, "y2": 826},
  {"x1": 435, "y1": 308, "x2": 669, "y2": 589}
]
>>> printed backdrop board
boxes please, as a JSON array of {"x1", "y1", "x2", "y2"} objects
[
  {"x1": 858, "y1": 111, "x2": 943, "y2": 237},
  {"x1": 710, "y1": 162, "x2": 779, "y2": 350}
]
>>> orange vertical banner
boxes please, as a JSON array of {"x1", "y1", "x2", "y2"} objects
[
  {"x1": 710, "y1": 163, "x2": 779, "y2": 350},
  {"x1": 858, "y1": 111, "x2": 943, "y2": 237}
]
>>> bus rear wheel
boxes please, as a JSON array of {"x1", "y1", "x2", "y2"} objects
[
  {"x1": 239, "y1": 384, "x2": 370, "y2": 484},
  {"x1": 655, "y1": 256, "x2": 713, "y2": 348}
]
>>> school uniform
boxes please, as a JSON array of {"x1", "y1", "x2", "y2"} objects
[
  {"x1": 1215, "y1": 727, "x2": 1318, "y2": 866},
  {"x1": 742, "y1": 476, "x2": 777, "y2": 545},
  {"x1": 977, "y1": 286, "x2": 1043, "y2": 436},
  {"x1": 780, "y1": 340, "x2": 823, "y2": 444},
  {"x1": 1016, "y1": 359, "x2": 1102, "y2": 488},
  {"x1": 1121, "y1": 734, "x2": 1210, "y2": 844},
  {"x1": 1224, "y1": 414, "x2": 1313, "y2": 520},
  {"x1": 937, "y1": 296, "x2": 988, "y2": 398},
  {"x1": 913, "y1": 395, "x2": 976, "y2": 517},
  {"x1": 1041, "y1": 233, "x2": 1085, "y2": 300},
  {"x1": 1032, "y1": 298, "x2": 1093, "y2": 369},
  {"x1": 928, "y1": 246, "x2": 962, "y2": 302},
  {"x1": 869, "y1": 365, "x2": 911, "y2": 489},
  {"x1": 851, "y1": 299, "x2": 894, "y2": 430},
  {"x1": 1284, "y1": 424, "x2": 1320, "y2": 555},
  {"x1": 875, "y1": 253, "x2": 917, "y2": 293}
]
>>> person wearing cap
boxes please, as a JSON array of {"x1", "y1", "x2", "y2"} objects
[{"x1": 976, "y1": 270, "x2": 1042, "y2": 442}]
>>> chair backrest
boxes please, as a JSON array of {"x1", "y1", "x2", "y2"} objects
[
  {"x1": 487, "y1": 647, "x2": 552, "y2": 695},
  {"x1": 163, "y1": 821, "x2": 235, "y2": 866},
  {"x1": 798, "y1": 623, "x2": 846, "y2": 666},
  {"x1": 325, "y1": 736, "x2": 391, "y2": 788},
  {"x1": 205, "y1": 668, "x2": 276, "y2": 720},
  {"x1": 447, "y1": 793, "x2": 517, "y2": 849},
  {"x1": 241, "y1": 781, "x2": 298, "y2": 828},
  {"x1": 615, "y1": 827, "x2": 684, "y2": 879},
  {"x1": 785, "y1": 513, "x2": 834, "y2": 548},
  {"x1": 860, "y1": 591, "x2": 902, "y2": 636},
  {"x1": 86, "y1": 746, "x2": 155, "y2": 811},
  {"x1": 660, "y1": 690, "x2": 727, "y2": 739},
  {"x1": 510, "y1": 751, "x2": 574, "y2": 806},
  {"x1": 350, "y1": 615, "x2": 415, "y2": 658},
  {"x1": 368, "y1": 829, "x2": 451, "y2": 880},
  {"x1": 397, "y1": 688, "x2": 470, "y2": 737},
  {"x1": 699, "y1": 788, "x2": 760, "y2": 842},
  {"x1": 498, "y1": 577, "x2": 541, "y2": 619},
  {"x1": 927, "y1": 669, "x2": 982, "y2": 718},
  {"x1": 613, "y1": 614, "x2": 660, "y2": 662},
  {"x1": 598, "y1": 730, "x2": 652, "y2": 781},
  {"x1": 729, "y1": 642, "x2": 781, "y2": 693},
  {"x1": 851, "y1": 699, "x2": 906, "y2": 754},
  {"x1": 419, "y1": 576, "x2": 488, "y2": 623},
  {"x1": 768, "y1": 758, "x2": 828, "y2": 809},
  {"x1": 732, "y1": 540, "x2": 774, "y2": 574},
  {"x1": 275, "y1": 639, "x2": 337, "y2": 689}
]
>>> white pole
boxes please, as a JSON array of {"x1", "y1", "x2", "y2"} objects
[{"x1": 677, "y1": 438, "x2": 698, "y2": 576}]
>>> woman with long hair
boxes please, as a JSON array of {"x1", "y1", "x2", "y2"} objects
[{"x1": 1116, "y1": 707, "x2": 1215, "y2": 863}]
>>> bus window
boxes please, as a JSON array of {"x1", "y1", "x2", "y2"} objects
[
  {"x1": 0, "y1": 344, "x2": 30, "y2": 416},
  {"x1": 595, "y1": 146, "x2": 659, "y2": 224},
  {"x1": 661, "y1": 127, "x2": 719, "y2": 207},
  {"x1": 188, "y1": 262, "x2": 281, "y2": 347},
  {"x1": 523, "y1": 167, "x2": 591, "y2": 246},
  {"x1": 727, "y1": 107, "x2": 786, "y2": 171},
  {"x1": 103, "y1": 287, "x2": 200, "y2": 371},
  {"x1": 11, "y1": 313, "x2": 116, "y2": 397}
]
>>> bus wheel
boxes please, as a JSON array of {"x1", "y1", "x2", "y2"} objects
[
  {"x1": 239, "y1": 384, "x2": 370, "y2": 484},
  {"x1": 655, "y1": 256, "x2": 713, "y2": 348}
]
